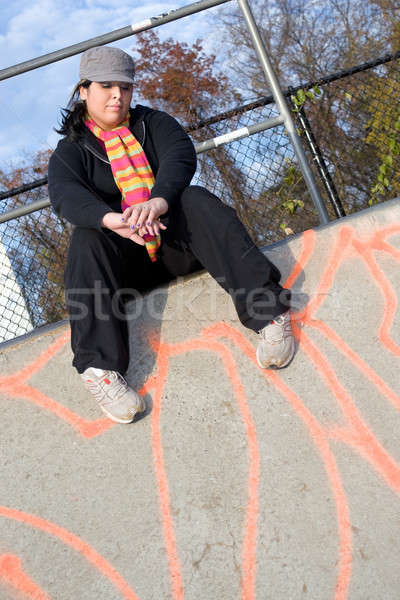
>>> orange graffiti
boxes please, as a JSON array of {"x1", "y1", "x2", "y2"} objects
[
  {"x1": 0, "y1": 508, "x2": 140, "y2": 600},
  {"x1": 0, "y1": 554, "x2": 50, "y2": 599},
  {"x1": 147, "y1": 336, "x2": 260, "y2": 600},
  {"x1": 0, "y1": 330, "x2": 148, "y2": 438},
  {"x1": 0, "y1": 220, "x2": 399, "y2": 600}
]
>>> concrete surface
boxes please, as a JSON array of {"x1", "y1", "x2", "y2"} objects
[{"x1": 0, "y1": 199, "x2": 399, "y2": 600}]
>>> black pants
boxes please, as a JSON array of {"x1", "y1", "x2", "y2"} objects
[{"x1": 65, "y1": 186, "x2": 290, "y2": 374}]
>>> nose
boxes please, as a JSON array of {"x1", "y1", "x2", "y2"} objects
[{"x1": 111, "y1": 86, "x2": 122, "y2": 98}]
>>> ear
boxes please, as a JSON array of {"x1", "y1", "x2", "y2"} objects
[{"x1": 79, "y1": 86, "x2": 88, "y2": 101}]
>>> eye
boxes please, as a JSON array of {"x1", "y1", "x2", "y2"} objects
[{"x1": 100, "y1": 82, "x2": 111, "y2": 88}]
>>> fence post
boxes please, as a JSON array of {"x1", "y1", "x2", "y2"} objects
[
  {"x1": 236, "y1": 0, "x2": 330, "y2": 225},
  {"x1": 291, "y1": 100, "x2": 346, "y2": 218}
]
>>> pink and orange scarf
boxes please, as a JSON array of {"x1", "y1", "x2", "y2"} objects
[{"x1": 85, "y1": 116, "x2": 161, "y2": 262}]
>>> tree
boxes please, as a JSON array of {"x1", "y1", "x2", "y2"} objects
[
  {"x1": 133, "y1": 30, "x2": 240, "y2": 126},
  {"x1": 365, "y1": 67, "x2": 400, "y2": 203},
  {"x1": 214, "y1": 0, "x2": 400, "y2": 220},
  {"x1": 133, "y1": 31, "x2": 259, "y2": 230},
  {"x1": 217, "y1": 0, "x2": 399, "y2": 94}
]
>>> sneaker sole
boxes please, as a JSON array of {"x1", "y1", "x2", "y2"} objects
[
  {"x1": 99, "y1": 397, "x2": 146, "y2": 424},
  {"x1": 256, "y1": 344, "x2": 295, "y2": 369}
]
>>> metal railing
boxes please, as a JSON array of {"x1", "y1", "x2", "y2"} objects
[
  {"x1": 0, "y1": 0, "x2": 231, "y2": 82},
  {"x1": 0, "y1": 0, "x2": 327, "y2": 226}
]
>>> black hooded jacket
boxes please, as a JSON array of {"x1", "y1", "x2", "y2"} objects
[{"x1": 48, "y1": 104, "x2": 197, "y2": 230}]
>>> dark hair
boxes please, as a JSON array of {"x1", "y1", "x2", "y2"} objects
[{"x1": 55, "y1": 80, "x2": 91, "y2": 141}]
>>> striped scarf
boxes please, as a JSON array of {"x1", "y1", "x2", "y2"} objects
[{"x1": 85, "y1": 116, "x2": 161, "y2": 262}]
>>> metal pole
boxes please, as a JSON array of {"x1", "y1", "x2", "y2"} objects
[
  {"x1": 194, "y1": 115, "x2": 283, "y2": 152},
  {"x1": 237, "y1": 0, "x2": 330, "y2": 224},
  {"x1": 294, "y1": 103, "x2": 346, "y2": 218},
  {"x1": 0, "y1": 0, "x2": 231, "y2": 82},
  {"x1": 0, "y1": 177, "x2": 48, "y2": 202},
  {"x1": 0, "y1": 198, "x2": 51, "y2": 224},
  {"x1": 0, "y1": 115, "x2": 282, "y2": 224}
]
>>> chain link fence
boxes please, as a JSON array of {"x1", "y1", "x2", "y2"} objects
[{"x1": 1, "y1": 51, "x2": 399, "y2": 343}]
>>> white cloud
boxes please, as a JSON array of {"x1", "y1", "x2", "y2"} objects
[{"x1": 0, "y1": 0, "x2": 225, "y2": 165}]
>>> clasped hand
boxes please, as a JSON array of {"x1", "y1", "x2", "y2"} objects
[{"x1": 101, "y1": 196, "x2": 168, "y2": 246}]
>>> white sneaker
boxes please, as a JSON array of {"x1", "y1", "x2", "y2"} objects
[
  {"x1": 81, "y1": 368, "x2": 145, "y2": 423},
  {"x1": 256, "y1": 311, "x2": 295, "y2": 369}
]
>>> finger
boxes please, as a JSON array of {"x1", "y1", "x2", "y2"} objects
[
  {"x1": 127, "y1": 204, "x2": 145, "y2": 227},
  {"x1": 146, "y1": 224, "x2": 155, "y2": 236},
  {"x1": 138, "y1": 226, "x2": 149, "y2": 237},
  {"x1": 130, "y1": 232, "x2": 145, "y2": 246},
  {"x1": 135, "y1": 205, "x2": 151, "y2": 230},
  {"x1": 144, "y1": 211, "x2": 156, "y2": 235},
  {"x1": 146, "y1": 206, "x2": 158, "y2": 224},
  {"x1": 121, "y1": 206, "x2": 134, "y2": 222}
]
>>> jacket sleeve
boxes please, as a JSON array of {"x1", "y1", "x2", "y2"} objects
[
  {"x1": 147, "y1": 110, "x2": 197, "y2": 207},
  {"x1": 48, "y1": 140, "x2": 113, "y2": 230}
]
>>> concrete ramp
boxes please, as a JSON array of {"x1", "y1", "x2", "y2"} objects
[{"x1": 0, "y1": 199, "x2": 399, "y2": 600}]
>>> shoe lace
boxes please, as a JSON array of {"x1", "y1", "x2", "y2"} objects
[
  {"x1": 85, "y1": 371, "x2": 129, "y2": 404},
  {"x1": 275, "y1": 314, "x2": 292, "y2": 336},
  {"x1": 260, "y1": 313, "x2": 292, "y2": 342},
  {"x1": 105, "y1": 371, "x2": 130, "y2": 402}
]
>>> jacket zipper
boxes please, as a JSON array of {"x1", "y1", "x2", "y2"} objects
[
  {"x1": 142, "y1": 121, "x2": 146, "y2": 147},
  {"x1": 83, "y1": 143, "x2": 110, "y2": 164}
]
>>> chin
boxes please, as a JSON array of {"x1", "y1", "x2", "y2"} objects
[{"x1": 101, "y1": 118, "x2": 124, "y2": 130}]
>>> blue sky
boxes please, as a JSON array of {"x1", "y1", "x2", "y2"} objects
[{"x1": 0, "y1": 0, "x2": 227, "y2": 167}]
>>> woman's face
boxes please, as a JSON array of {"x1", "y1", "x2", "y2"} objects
[{"x1": 80, "y1": 81, "x2": 133, "y2": 130}]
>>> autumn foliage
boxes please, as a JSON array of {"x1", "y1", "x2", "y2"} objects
[{"x1": 133, "y1": 31, "x2": 240, "y2": 127}]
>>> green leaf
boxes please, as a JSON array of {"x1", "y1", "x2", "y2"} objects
[
  {"x1": 313, "y1": 85, "x2": 322, "y2": 96},
  {"x1": 305, "y1": 90, "x2": 315, "y2": 100},
  {"x1": 297, "y1": 89, "x2": 306, "y2": 103},
  {"x1": 379, "y1": 164, "x2": 387, "y2": 174},
  {"x1": 344, "y1": 92, "x2": 352, "y2": 101},
  {"x1": 378, "y1": 173, "x2": 384, "y2": 183},
  {"x1": 383, "y1": 154, "x2": 393, "y2": 167},
  {"x1": 389, "y1": 138, "x2": 396, "y2": 152},
  {"x1": 383, "y1": 177, "x2": 390, "y2": 187}
]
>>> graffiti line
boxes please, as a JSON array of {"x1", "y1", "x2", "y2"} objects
[
  {"x1": 204, "y1": 322, "x2": 352, "y2": 600},
  {"x1": 0, "y1": 554, "x2": 51, "y2": 600},
  {"x1": 352, "y1": 239, "x2": 400, "y2": 357},
  {"x1": 283, "y1": 228, "x2": 316, "y2": 289},
  {"x1": 295, "y1": 325, "x2": 400, "y2": 495},
  {"x1": 0, "y1": 507, "x2": 140, "y2": 600},
  {"x1": 308, "y1": 319, "x2": 400, "y2": 412}
]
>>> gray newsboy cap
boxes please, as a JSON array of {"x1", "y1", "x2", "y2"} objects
[{"x1": 79, "y1": 46, "x2": 135, "y2": 84}]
